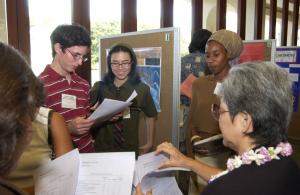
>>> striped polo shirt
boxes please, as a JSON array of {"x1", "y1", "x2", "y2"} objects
[{"x1": 39, "y1": 65, "x2": 95, "y2": 153}]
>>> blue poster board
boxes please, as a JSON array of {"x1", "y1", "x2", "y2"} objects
[{"x1": 276, "y1": 47, "x2": 300, "y2": 112}]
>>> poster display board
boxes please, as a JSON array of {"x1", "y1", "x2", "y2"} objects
[
  {"x1": 230, "y1": 39, "x2": 276, "y2": 65},
  {"x1": 99, "y1": 28, "x2": 180, "y2": 147},
  {"x1": 276, "y1": 47, "x2": 300, "y2": 139}
]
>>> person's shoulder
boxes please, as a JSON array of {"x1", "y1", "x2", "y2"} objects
[
  {"x1": 181, "y1": 52, "x2": 206, "y2": 63},
  {"x1": 72, "y1": 73, "x2": 90, "y2": 87},
  {"x1": 136, "y1": 81, "x2": 148, "y2": 88},
  {"x1": 38, "y1": 65, "x2": 52, "y2": 80},
  {"x1": 275, "y1": 156, "x2": 300, "y2": 178},
  {"x1": 39, "y1": 65, "x2": 65, "y2": 84},
  {"x1": 203, "y1": 157, "x2": 300, "y2": 195},
  {"x1": 133, "y1": 81, "x2": 150, "y2": 92},
  {"x1": 193, "y1": 74, "x2": 214, "y2": 86},
  {"x1": 0, "y1": 178, "x2": 26, "y2": 195}
]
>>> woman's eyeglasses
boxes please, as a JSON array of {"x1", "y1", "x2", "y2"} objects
[
  {"x1": 211, "y1": 103, "x2": 229, "y2": 121},
  {"x1": 111, "y1": 61, "x2": 131, "y2": 68},
  {"x1": 66, "y1": 49, "x2": 88, "y2": 63}
]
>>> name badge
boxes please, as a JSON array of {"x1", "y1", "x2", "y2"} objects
[
  {"x1": 213, "y1": 82, "x2": 222, "y2": 96},
  {"x1": 123, "y1": 107, "x2": 131, "y2": 119},
  {"x1": 195, "y1": 56, "x2": 201, "y2": 63},
  {"x1": 61, "y1": 94, "x2": 76, "y2": 109}
]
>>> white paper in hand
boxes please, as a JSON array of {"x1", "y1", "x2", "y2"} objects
[{"x1": 89, "y1": 90, "x2": 137, "y2": 121}]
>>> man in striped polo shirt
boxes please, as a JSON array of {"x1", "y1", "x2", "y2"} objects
[{"x1": 39, "y1": 24, "x2": 95, "y2": 153}]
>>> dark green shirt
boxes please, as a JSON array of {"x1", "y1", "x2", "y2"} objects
[{"x1": 90, "y1": 80, "x2": 157, "y2": 156}]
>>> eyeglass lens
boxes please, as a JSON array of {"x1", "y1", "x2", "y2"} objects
[
  {"x1": 111, "y1": 62, "x2": 131, "y2": 67},
  {"x1": 67, "y1": 49, "x2": 88, "y2": 62}
]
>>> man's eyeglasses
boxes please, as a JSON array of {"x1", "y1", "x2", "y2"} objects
[
  {"x1": 66, "y1": 49, "x2": 88, "y2": 63},
  {"x1": 111, "y1": 61, "x2": 131, "y2": 68},
  {"x1": 211, "y1": 103, "x2": 229, "y2": 121}
]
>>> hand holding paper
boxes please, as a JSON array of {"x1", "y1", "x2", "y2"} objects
[
  {"x1": 88, "y1": 90, "x2": 137, "y2": 122},
  {"x1": 155, "y1": 142, "x2": 192, "y2": 170},
  {"x1": 134, "y1": 151, "x2": 186, "y2": 195}
]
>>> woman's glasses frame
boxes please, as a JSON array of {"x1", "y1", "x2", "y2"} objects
[
  {"x1": 211, "y1": 103, "x2": 229, "y2": 121},
  {"x1": 111, "y1": 61, "x2": 132, "y2": 69}
]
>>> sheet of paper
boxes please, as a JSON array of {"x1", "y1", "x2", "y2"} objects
[
  {"x1": 134, "y1": 152, "x2": 189, "y2": 186},
  {"x1": 89, "y1": 90, "x2": 137, "y2": 121},
  {"x1": 34, "y1": 149, "x2": 80, "y2": 195},
  {"x1": 126, "y1": 90, "x2": 137, "y2": 102},
  {"x1": 141, "y1": 176, "x2": 183, "y2": 195},
  {"x1": 75, "y1": 152, "x2": 135, "y2": 195}
]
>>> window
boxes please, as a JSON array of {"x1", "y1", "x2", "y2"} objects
[
  {"x1": 0, "y1": 0, "x2": 7, "y2": 43},
  {"x1": 28, "y1": 0, "x2": 71, "y2": 76},
  {"x1": 226, "y1": 2, "x2": 237, "y2": 33},
  {"x1": 90, "y1": 0, "x2": 121, "y2": 85},
  {"x1": 265, "y1": 1, "x2": 294, "y2": 46},
  {"x1": 137, "y1": 0, "x2": 160, "y2": 31},
  {"x1": 204, "y1": 1, "x2": 237, "y2": 33},
  {"x1": 174, "y1": 0, "x2": 192, "y2": 57}
]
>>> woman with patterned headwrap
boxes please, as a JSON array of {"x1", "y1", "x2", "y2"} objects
[{"x1": 186, "y1": 29, "x2": 244, "y2": 193}]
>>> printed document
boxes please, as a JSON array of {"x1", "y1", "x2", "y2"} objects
[
  {"x1": 75, "y1": 152, "x2": 135, "y2": 195},
  {"x1": 34, "y1": 149, "x2": 80, "y2": 195},
  {"x1": 89, "y1": 90, "x2": 137, "y2": 121},
  {"x1": 133, "y1": 152, "x2": 188, "y2": 195},
  {"x1": 34, "y1": 149, "x2": 135, "y2": 195}
]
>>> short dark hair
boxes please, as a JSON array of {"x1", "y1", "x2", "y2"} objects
[
  {"x1": 189, "y1": 29, "x2": 212, "y2": 53},
  {"x1": 104, "y1": 44, "x2": 141, "y2": 85},
  {"x1": 50, "y1": 24, "x2": 91, "y2": 57},
  {"x1": 0, "y1": 42, "x2": 44, "y2": 175}
]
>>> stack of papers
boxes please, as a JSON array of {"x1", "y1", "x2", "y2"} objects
[
  {"x1": 34, "y1": 150, "x2": 135, "y2": 195},
  {"x1": 34, "y1": 150, "x2": 188, "y2": 195}
]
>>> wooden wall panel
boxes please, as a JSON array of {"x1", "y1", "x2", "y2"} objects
[
  {"x1": 121, "y1": 0, "x2": 137, "y2": 32},
  {"x1": 269, "y1": 0, "x2": 277, "y2": 39},
  {"x1": 281, "y1": 0, "x2": 289, "y2": 45},
  {"x1": 216, "y1": 0, "x2": 226, "y2": 30},
  {"x1": 292, "y1": 0, "x2": 299, "y2": 45},
  {"x1": 191, "y1": 0, "x2": 203, "y2": 35},
  {"x1": 6, "y1": 0, "x2": 31, "y2": 62},
  {"x1": 161, "y1": 0, "x2": 173, "y2": 28},
  {"x1": 254, "y1": 0, "x2": 263, "y2": 39},
  {"x1": 237, "y1": 0, "x2": 246, "y2": 40},
  {"x1": 72, "y1": 0, "x2": 91, "y2": 84}
]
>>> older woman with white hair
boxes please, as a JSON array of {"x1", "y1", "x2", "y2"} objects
[{"x1": 157, "y1": 62, "x2": 300, "y2": 195}]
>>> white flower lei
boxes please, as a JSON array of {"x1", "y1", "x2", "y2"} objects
[{"x1": 209, "y1": 142, "x2": 293, "y2": 183}]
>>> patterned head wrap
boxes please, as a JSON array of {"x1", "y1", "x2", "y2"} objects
[{"x1": 207, "y1": 29, "x2": 243, "y2": 60}]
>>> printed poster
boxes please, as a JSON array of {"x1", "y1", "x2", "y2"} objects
[
  {"x1": 135, "y1": 47, "x2": 161, "y2": 112},
  {"x1": 276, "y1": 47, "x2": 300, "y2": 112}
]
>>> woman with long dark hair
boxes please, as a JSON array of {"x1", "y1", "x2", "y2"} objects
[{"x1": 90, "y1": 44, "x2": 157, "y2": 156}]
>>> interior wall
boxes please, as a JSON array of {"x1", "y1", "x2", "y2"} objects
[{"x1": 0, "y1": 0, "x2": 7, "y2": 43}]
